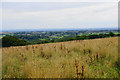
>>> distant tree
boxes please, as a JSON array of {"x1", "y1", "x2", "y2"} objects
[
  {"x1": 37, "y1": 39, "x2": 50, "y2": 44},
  {"x1": 88, "y1": 34, "x2": 99, "y2": 39},
  {"x1": 109, "y1": 32, "x2": 115, "y2": 37},
  {"x1": 117, "y1": 33, "x2": 120, "y2": 36},
  {"x1": 2, "y1": 36, "x2": 29, "y2": 47},
  {"x1": 67, "y1": 37, "x2": 76, "y2": 41},
  {"x1": 0, "y1": 39, "x2": 2, "y2": 47},
  {"x1": 76, "y1": 35, "x2": 88, "y2": 40},
  {"x1": 14, "y1": 39, "x2": 29, "y2": 46}
]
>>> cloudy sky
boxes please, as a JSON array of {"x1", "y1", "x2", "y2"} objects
[{"x1": 2, "y1": 2, "x2": 118, "y2": 31}]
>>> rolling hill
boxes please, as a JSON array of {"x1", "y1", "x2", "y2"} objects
[{"x1": 2, "y1": 37, "x2": 119, "y2": 78}]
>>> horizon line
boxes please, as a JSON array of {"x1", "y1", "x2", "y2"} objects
[{"x1": 1, "y1": 27, "x2": 118, "y2": 32}]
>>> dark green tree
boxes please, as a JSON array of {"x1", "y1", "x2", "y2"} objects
[
  {"x1": 2, "y1": 36, "x2": 29, "y2": 47},
  {"x1": 109, "y1": 32, "x2": 115, "y2": 37}
]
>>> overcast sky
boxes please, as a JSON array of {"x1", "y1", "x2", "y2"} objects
[
  {"x1": 1, "y1": 0, "x2": 119, "y2": 2},
  {"x1": 2, "y1": 2, "x2": 118, "y2": 31}
]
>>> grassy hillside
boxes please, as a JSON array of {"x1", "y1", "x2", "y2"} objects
[{"x1": 2, "y1": 37, "x2": 119, "y2": 78}]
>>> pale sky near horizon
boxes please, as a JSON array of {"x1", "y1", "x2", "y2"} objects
[{"x1": 1, "y1": 2, "x2": 118, "y2": 31}]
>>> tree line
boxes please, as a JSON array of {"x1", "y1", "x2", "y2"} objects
[
  {"x1": 1, "y1": 32, "x2": 119, "y2": 47},
  {"x1": 53, "y1": 32, "x2": 119, "y2": 42}
]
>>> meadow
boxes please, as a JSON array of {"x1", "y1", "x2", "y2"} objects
[{"x1": 2, "y1": 37, "x2": 119, "y2": 78}]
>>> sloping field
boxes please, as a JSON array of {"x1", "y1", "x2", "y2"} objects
[{"x1": 2, "y1": 37, "x2": 119, "y2": 78}]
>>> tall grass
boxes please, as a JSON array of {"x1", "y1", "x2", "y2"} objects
[{"x1": 2, "y1": 37, "x2": 119, "y2": 78}]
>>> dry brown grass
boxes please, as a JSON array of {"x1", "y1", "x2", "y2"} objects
[{"x1": 2, "y1": 37, "x2": 119, "y2": 78}]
